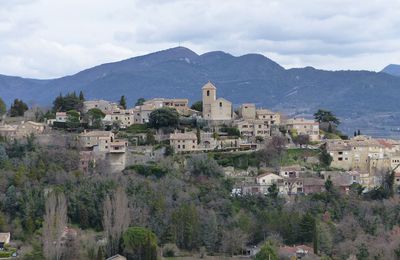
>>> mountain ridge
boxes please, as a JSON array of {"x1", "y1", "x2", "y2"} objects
[
  {"x1": 382, "y1": 64, "x2": 400, "y2": 77},
  {"x1": 1, "y1": 47, "x2": 400, "y2": 122}
]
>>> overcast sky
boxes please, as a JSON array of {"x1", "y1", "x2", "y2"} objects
[{"x1": 1, "y1": 0, "x2": 400, "y2": 79}]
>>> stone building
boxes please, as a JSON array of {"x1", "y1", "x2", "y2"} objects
[
  {"x1": 0, "y1": 121, "x2": 45, "y2": 139},
  {"x1": 169, "y1": 132, "x2": 198, "y2": 153},
  {"x1": 132, "y1": 104, "x2": 155, "y2": 124},
  {"x1": 103, "y1": 110, "x2": 135, "y2": 129},
  {"x1": 80, "y1": 130, "x2": 115, "y2": 152},
  {"x1": 256, "y1": 109, "x2": 281, "y2": 126},
  {"x1": 202, "y1": 82, "x2": 232, "y2": 120},
  {"x1": 143, "y1": 98, "x2": 189, "y2": 114},
  {"x1": 79, "y1": 130, "x2": 128, "y2": 173},
  {"x1": 238, "y1": 103, "x2": 256, "y2": 120},
  {"x1": 325, "y1": 135, "x2": 400, "y2": 189},
  {"x1": 285, "y1": 118, "x2": 320, "y2": 142},
  {"x1": 83, "y1": 100, "x2": 120, "y2": 113},
  {"x1": 235, "y1": 119, "x2": 270, "y2": 140}
]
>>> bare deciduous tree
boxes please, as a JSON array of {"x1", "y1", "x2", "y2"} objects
[
  {"x1": 103, "y1": 187, "x2": 130, "y2": 256},
  {"x1": 258, "y1": 135, "x2": 287, "y2": 168},
  {"x1": 42, "y1": 192, "x2": 67, "y2": 260},
  {"x1": 221, "y1": 228, "x2": 248, "y2": 256}
]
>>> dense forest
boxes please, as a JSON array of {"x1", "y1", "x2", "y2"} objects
[{"x1": 0, "y1": 134, "x2": 400, "y2": 260}]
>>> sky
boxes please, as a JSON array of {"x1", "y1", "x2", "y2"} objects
[{"x1": 1, "y1": 0, "x2": 400, "y2": 79}]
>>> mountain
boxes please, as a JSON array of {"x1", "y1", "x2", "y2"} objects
[
  {"x1": 382, "y1": 64, "x2": 400, "y2": 77},
  {"x1": 1, "y1": 46, "x2": 400, "y2": 137}
]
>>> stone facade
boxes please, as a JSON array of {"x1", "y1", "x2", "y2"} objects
[
  {"x1": 0, "y1": 121, "x2": 45, "y2": 139},
  {"x1": 103, "y1": 110, "x2": 135, "y2": 128},
  {"x1": 235, "y1": 119, "x2": 270, "y2": 139},
  {"x1": 256, "y1": 109, "x2": 281, "y2": 126},
  {"x1": 238, "y1": 103, "x2": 256, "y2": 120},
  {"x1": 80, "y1": 130, "x2": 115, "y2": 152},
  {"x1": 286, "y1": 118, "x2": 320, "y2": 142},
  {"x1": 202, "y1": 82, "x2": 232, "y2": 120},
  {"x1": 325, "y1": 135, "x2": 400, "y2": 188},
  {"x1": 132, "y1": 104, "x2": 154, "y2": 124},
  {"x1": 143, "y1": 98, "x2": 189, "y2": 114},
  {"x1": 169, "y1": 132, "x2": 198, "y2": 153},
  {"x1": 83, "y1": 100, "x2": 120, "y2": 113}
]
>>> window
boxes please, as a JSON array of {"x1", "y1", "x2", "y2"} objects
[
  {"x1": 182, "y1": 145, "x2": 185, "y2": 149},
  {"x1": 219, "y1": 102, "x2": 222, "y2": 107},
  {"x1": 207, "y1": 90, "x2": 210, "y2": 96},
  {"x1": 178, "y1": 145, "x2": 180, "y2": 149}
]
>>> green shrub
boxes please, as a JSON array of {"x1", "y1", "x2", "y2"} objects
[{"x1": 126, "y1": 164, "x2": 168, "y2": 178}]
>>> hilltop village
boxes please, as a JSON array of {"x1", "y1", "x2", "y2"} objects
[
  {"x1": 2, "y1": 82, "x2": 399, "y2": 195},
  {"x1": 1, "y1": 82, "x2": 400, "y2": 259}
]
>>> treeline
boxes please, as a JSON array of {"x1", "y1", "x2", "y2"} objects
[{"x1": 1, "y1": 136, "x2": 400, "y2": 259}]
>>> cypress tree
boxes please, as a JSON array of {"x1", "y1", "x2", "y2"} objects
[
  {"x1": 79, "y1": 91, "x2": 85, "y2": 101},
  {"x1": 313, "y1": 220, "x2": 318, "y2": 255},
  {"x1": 119, "y1": 95, "x2": 127, "y2": 109}
]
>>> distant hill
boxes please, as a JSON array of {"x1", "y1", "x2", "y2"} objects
[
  {"x1": 1, "y1": 47, "x2": 400, "y2": 125},
  {"x1": 382, "y1": 64, "x2": 400, "y2": 77}
]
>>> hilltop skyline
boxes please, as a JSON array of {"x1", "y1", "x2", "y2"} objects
[{"x1": 1, "y1": 0, "x2": 400, "y2": 79}]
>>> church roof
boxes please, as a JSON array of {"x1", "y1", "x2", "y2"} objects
[
  {"x1": 202, "y1": 81, "x2": 217, "y2": 90},
  {"x1": 215, "y1": 97, "x2": 232, "y2": 104}
]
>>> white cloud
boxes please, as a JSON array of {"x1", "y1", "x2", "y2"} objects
[{"x1": 1, "y1": 0, "x2": 400, "y2": 78}]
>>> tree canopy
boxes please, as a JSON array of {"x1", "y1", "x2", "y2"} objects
[
  {"x1": 119, "y1": 95, "x2": 127, "y2": 109},
  {"x1": 190, "y1": 100, "x2": 203, "y2": 112},
  {"x1": 0, "y1": 98, "x2": 6, "y2": 117},
  {"x1": 66, "y1": 110, "x2": 81, "y2": 129},
  {"x1": 9, "y1": 99, "x2": 28, "y2": 117},
  {"x1": 135, "y1": 98, "x2": 146, "y2": 106},
  {"x1": 122, "y1": 227, "x2": 157, "y2": 260},
  {"x1": 79, "y1": 91, "x2": 85, "y2": 101},
  {"x1": 254, "y1": 241, "x2": 279, "y2": 260},
  {"x1": 53, "y1": 92, "x2": 83, "y2": 112},
  {"x1": 86, "y1": 108, "x2": 105, "y2": 129},
  {"x1": 148, "y1": 108, "x2": 179, "y2": 129},
  {"x1": 314, "y1": 109, "x2": 340, "y2": 126}
]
